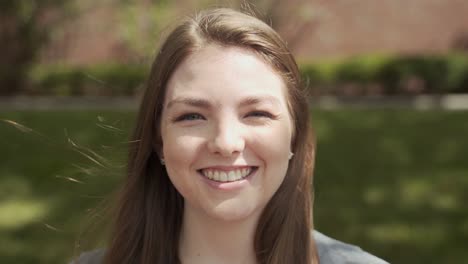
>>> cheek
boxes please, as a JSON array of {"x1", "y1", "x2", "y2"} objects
[
  {"x1": 250, "y1": 122, "x2": 292, "y2": 161},
  {"x1": 249, "y1": 124, "x2": 291, "y2": 204},
  {"x1": 248, "y1": 122, "x2": 292, "y2": 200},
  {"x1": 162, "y1": 135, "x2": 204, "y2": 197},
  {"x1": 163, "y1": 134, "x2": 202, "y2": 168}
]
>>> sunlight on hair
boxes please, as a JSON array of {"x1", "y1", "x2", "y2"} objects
[
  {"x1": 43, "y1": 222, "x2": 62, "y2": 232},
  {"x1": 55, "y1": 175, "x2": 85, "y2": 184},
  {"x1": 66, "y1": 135, "x2": 108, "y2": 168},
  {"x1": 2, "y1": 119, "x2": 35, "y2": 134}
]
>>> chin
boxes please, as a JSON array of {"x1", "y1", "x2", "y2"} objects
[{"x1": 208, "y1": 201, "x2": 261, "y2": 222}]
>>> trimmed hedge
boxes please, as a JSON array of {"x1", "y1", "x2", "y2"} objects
[
  {"x1": 27, "y1": 53, "x2": 468, "y2": 96},
  {"x1": 28, "y1": 64, "x2": 148, "y2": 96},
  {"x1": 302, "y1": 53, "x2": 468, "y2": 95}
]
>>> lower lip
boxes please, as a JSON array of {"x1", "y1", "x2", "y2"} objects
[{"x1": 198, "y1": 168, "x2": 257, "y2": 191}]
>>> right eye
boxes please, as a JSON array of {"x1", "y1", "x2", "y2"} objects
[{"x1": 174, "y1": 113, "x2": 205, "y2": 122}]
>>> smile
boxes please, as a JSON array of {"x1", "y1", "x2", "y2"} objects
[{"x1": 198, "y1": 167, "x2": 258, "y2": 182}]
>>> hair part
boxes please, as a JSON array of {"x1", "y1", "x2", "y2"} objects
[{"x1": 104, "y1": 8, "x2": 317, "y2": 264}]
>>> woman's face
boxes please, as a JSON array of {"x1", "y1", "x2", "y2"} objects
[{"x1": 160, "y1": 45, "x2": 293, "y2": 222}]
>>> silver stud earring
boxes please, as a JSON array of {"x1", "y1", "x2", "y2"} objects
[
  {"x1": 288, "y1": 152, "x2": 294, "y2": 160},
  {"x1": 160, "y1": 158, "x2": 165, "y2": 165}
]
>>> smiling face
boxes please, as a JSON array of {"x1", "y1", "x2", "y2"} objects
[{"x1": 160, "y1": 44, "x2": 293, "y2": 222}]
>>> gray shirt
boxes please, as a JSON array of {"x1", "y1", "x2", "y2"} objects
[
  {"x1": 71, "y1": 231, "x2": 389, "y2": 264},
  {"x1": 313, "y1": 231, "x2": 389, "y2": 264}
]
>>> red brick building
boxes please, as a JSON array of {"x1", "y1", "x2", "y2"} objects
[{"x1": 40, "y1": 0, "x2": 468, "y2": 65}]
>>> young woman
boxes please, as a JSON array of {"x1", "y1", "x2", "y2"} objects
[{"x1": 73, "y1": 8, "x2": 388, "y2": 264}]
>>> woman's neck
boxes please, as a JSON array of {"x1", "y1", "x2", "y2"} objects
[{"x1": 179, "y1": 205, "x2": 260, "y2": 264}]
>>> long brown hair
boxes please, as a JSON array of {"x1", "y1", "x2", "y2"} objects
[{"x1": 104, "y1": 8, "x2": 318, "y2": 264}]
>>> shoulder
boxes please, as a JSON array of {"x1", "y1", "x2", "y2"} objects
[
  {"x1": 69, "y1": 249, "x2": 105, "y2": 264},
  {"x1": 68, "y1": 232, "x2": 388, "y2": 264},
  {"x1": 313, "y1": 230, "x2": 389, "y2": 264}
]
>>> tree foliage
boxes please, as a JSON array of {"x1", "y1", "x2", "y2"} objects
[{"x1": 0, "y1": 0, "x2": 73, "y2": 95}]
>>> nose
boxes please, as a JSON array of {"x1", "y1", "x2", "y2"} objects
[{"x1": 207, "y1": 120, "x2": 245, "y2": 157}]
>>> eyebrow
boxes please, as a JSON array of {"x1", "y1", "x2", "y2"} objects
[
  {"x1": 239, "y1": 95, "x2": 281, "y2": 107},
  {"x1": 166, "y1": 95, "x2": 282, "y2": 110},
  {"x1": 166, "y1": 97, "x2": 211, "y2": 110}
]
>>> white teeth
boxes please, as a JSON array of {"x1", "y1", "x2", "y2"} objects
[
  {"x1": 228, "y1": 171, "x2": 236, "y2": 181},
  {"x1": 201, "y1": 167, "x2": 253, "y2": 182},
  {"x1": 220, "y1": 172, "x2": 228, "y2": 181},
  {"x1": 242, "y1": 168, "x2": 248, "y2": 175}
]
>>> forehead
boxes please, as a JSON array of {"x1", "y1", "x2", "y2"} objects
[{"x1": 164, "y1": 45, "x2": 288, "y2": 103}]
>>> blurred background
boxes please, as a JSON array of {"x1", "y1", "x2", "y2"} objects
[{"x1": 1, "y1": 0, "x2": 467, "y2": 263}]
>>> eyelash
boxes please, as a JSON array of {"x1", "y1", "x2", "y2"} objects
[
  {"x1": 174, "y1": 113, "x2": 205, "y2": 122},
  {"x1": 173, "y1": 111, "x2": 276, "y2": 122},
  {"x1": 246, "y1": 111, "x2": 276, "y2": 119}
]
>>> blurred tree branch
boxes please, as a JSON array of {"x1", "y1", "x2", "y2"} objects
[{"x1": 0, "y1": 0, "x2": 74, "y2": 95}]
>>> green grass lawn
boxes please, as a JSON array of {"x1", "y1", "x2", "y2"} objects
[{"x1": 1, "y1": 110, "x2": 467, "y2": 264}]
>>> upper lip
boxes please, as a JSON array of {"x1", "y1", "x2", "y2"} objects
[{"x1": 198, "y1": 165, "x2": 257, "y2": 171}]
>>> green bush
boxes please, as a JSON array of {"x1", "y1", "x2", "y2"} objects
[
  {"x1": 29, "y1": 64, "x2": 148, "y2": 96},
  {"x1": 444, "y1": 54, "x2": 468, "y2": 93},
  {"x1": 302, "y1": 53, "x2": 468, "y2": 95},
  {"x1": 376, "y1": 55, "x2": 449, "y2": 94},
  {"x1": 27, "y1": 53, "x2": 468, "y2": 96}
]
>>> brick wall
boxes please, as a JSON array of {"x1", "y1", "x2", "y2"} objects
[
  {"x1": 286, "y1": 0, "x2": 468, "y2": 59},
  {"x1": 40, "y1": 0, "x2": 468, "y2": 64}
]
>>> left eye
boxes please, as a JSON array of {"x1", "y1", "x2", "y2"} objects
[
  {"x1": 246, "y1": 111, "x2": 274, "y2": 118},
  {"x1": 175, "y1": 113, "x2": 205, "y2": 122}
]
